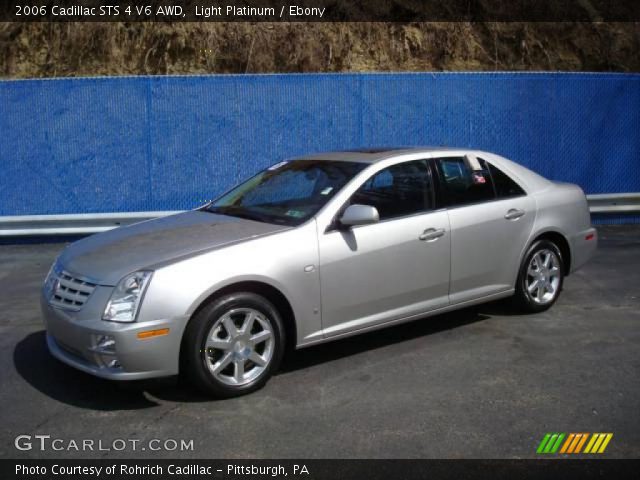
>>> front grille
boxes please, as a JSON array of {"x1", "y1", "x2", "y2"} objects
[{"x1": 49, "y1": 271, "x2": 96, "y2": 311}]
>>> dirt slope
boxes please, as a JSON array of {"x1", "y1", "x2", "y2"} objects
[{"x1": 1, "y1": 22, "x2": 638, "y2": 78}]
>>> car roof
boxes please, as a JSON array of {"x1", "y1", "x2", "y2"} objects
[
  {"x1": 296, "y1": 147, "x2": 474, "y2": 163},
  {"x1": 292, "y1": 147, "x2": 552, "y2": 194}
]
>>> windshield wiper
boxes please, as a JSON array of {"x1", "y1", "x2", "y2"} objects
[{"x1": 205, "y1": 205, "x2": 282, "y2": 224}]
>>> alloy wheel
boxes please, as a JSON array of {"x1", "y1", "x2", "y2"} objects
[
  {"x1": 203, "y1": 308, "x2": 274, "y2": 386},
  {"x1": 525, "y1": 249, "x2": 561, "y2": 305}
]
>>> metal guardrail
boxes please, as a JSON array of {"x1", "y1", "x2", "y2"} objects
[
  {"x1": 0, "y1": 194, "x2": 638, "y2": 237},
  {"x1": 586, "y1": 193, "x2": 640, "y2": 214},
  {"x1": 0, "y1": 211, "x2": 183, "y2": 237}
]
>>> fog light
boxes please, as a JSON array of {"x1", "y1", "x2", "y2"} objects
[
  {"x1": 95, "y1": 335, "x2": 116, "y2": 354},
  {"x1": 107, "y1": 359, "x2": 121, "y2": 369},
  {"x1": 90, "y1": 335, "x2": 122, "y2": 369}
]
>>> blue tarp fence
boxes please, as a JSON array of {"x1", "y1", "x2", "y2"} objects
[{"x1": 1, "y1": 73, "x2": 639, "y2": 216}]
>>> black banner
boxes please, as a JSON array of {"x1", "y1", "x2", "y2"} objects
[
  {"x1": 1, "y1": 0, "x2": 640, "y2": 22},
  {"x1": 4, "y1": 459, "x2": 640, "y2": 480}
]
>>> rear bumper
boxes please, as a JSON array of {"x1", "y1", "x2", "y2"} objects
[
  {"x1": 569, "y1": 227, "x2": 598, "y2": 273},
  {"x1": 41, "y1": 296, "x2": 186, "y2": 380}
]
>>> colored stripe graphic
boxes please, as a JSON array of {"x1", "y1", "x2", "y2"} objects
[
  {"x1": 550, "y1": 433, "x2": 565, "y2": 453},
  {"x1": 559, "y1": 433, "x2": 575, "y2": 454},
  {"x1": 537, "y1": 434, "x2": 552, "y2": 454},
  {"x1": 537, "y1": 433, "x2": 565, "y2": 453},
  {"x1": 584, "y1": 433, "x2": 613, "y2": 454},
  {"x1": 568, "y1": 433, "x2": 583, "y2": 453},
  {"x1": 574, "y1": 433, "x2": 589, "y2": 453},
  {"x1": 597, "y1": 434, "x2": 613, "y2": 453},
  {"x1": 584, "y1": 434, "x2": 598, "y2": 453},
  {"x1": 585, "y1": 433, "x2": 604, "y2": 453},
  {"x1": 544, "y1": 434, "x2": 559, "y2": 453},
  {"x1": 541, "y1": 433, "x2": 613, "y2": 454}
]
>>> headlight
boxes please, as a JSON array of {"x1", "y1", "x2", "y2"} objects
[
  {"x1": 43, "y1": 261, "x2": 60, "y2": 298},
  {"x1": 102, "y1": 271, "x2": 152, "y2": 323}
]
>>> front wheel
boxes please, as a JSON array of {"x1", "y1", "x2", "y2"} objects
[
  {"x1": 182, "y1": 292, "x2": 285, "y2": 398},
  {"x1": 514, "y1": 240, "x2": 564, "y2": 313}
]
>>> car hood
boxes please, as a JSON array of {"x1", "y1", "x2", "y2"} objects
[{"x1": 58, "y1": 210, "x2": 291, "y2": 285}]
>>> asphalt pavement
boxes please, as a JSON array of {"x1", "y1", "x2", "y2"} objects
[{"x1": 1, "y1": 226, "x2": 638, "y2": 459}]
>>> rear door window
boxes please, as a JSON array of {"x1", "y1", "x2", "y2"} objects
[{"x1": 435, "y1": 157, "x2": 496, "y2": 207}]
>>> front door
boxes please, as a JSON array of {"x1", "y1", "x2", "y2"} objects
[{"x1": 318, "y1": 159, "x2": 451, "y2": 337}]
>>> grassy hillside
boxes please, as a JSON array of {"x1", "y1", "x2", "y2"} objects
[{"x1": 1, "y1": 22, "x2": 638, "y2": 78}]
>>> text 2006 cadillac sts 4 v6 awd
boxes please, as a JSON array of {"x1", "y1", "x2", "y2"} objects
[{"x1": 42, "y1": 148, "x2": 597, "y2": 397}]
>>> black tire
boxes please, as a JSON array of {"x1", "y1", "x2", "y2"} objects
[
  {"x1": 513, "y1": 239, "x2": 565, "y2": 313},
  {"x1": 182, "y1": 292, "x2": 285, "y2": 398}
]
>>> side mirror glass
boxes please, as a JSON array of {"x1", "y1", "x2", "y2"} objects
[{"x1": 339, "y1": 204, "x2": 380, "y2": 227}]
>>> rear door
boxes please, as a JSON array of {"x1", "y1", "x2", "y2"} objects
[{"x1": 433, "y1": 155, "x2": 535, "y2": 304}]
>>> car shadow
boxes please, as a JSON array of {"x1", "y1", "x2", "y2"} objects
[
  {"x1": 14, "y1": 302, "x2": 506, "y2": 407},
  {"x1": 279, "y1": 304, "x2": 491, "y2": 373},
  {"x1": 151, "y1": 303, "x2": 495, "y2": 403},
  {"x1": 13, "y1": 331, "x2": 163, "y2": 410}
]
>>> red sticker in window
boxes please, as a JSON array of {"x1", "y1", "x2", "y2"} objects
[{"x1": 472, "y1": 173, "x2": 486, "y2": 184}]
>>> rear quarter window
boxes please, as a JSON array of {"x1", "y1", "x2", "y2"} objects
[{"x1": 486, "y1": 161, "x2": 526, "y2": 198}]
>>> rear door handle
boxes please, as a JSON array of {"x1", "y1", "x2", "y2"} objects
[
  {"x1": 419, "y1": 228, "x2": 445, "y2": 241},
  {"x1": 504, "y1": 208, "x2": 525, "y2": 220}
]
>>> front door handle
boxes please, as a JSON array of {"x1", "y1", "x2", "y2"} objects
[
  {"x1": 504, "y1": 208, "x2": 525, "y2": 220},
  {"x1": 419, "y1": 228, "x2": 445, "y2": 242}
]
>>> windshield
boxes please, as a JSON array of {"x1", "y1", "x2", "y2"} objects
[{"x1": 205, "y1": 160, "x2": 367, "y2": 226}]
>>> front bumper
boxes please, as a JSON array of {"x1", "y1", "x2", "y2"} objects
[{"x1": 41, "y1": 296, "x2": 185, "y2": 380}]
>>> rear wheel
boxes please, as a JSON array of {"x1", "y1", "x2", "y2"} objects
[
  {"x1": 514, "y1": 240, "x2": 564, "y2": 313},
  {"x1": 182, "y1": 292, "x2": 285, "y2": 398}
]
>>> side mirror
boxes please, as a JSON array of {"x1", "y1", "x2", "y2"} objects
[{"x1": 339, "y1": 204, "x2": 380, "y2": 227}]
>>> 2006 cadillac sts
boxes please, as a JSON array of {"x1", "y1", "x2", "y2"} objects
[{"x1": 42, "y1": 148, "x2": 597, "y2": 397}]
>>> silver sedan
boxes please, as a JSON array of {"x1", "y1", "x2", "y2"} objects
[{"x1": 41, "y1": 148, "x2": 597, "y2": 397}]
